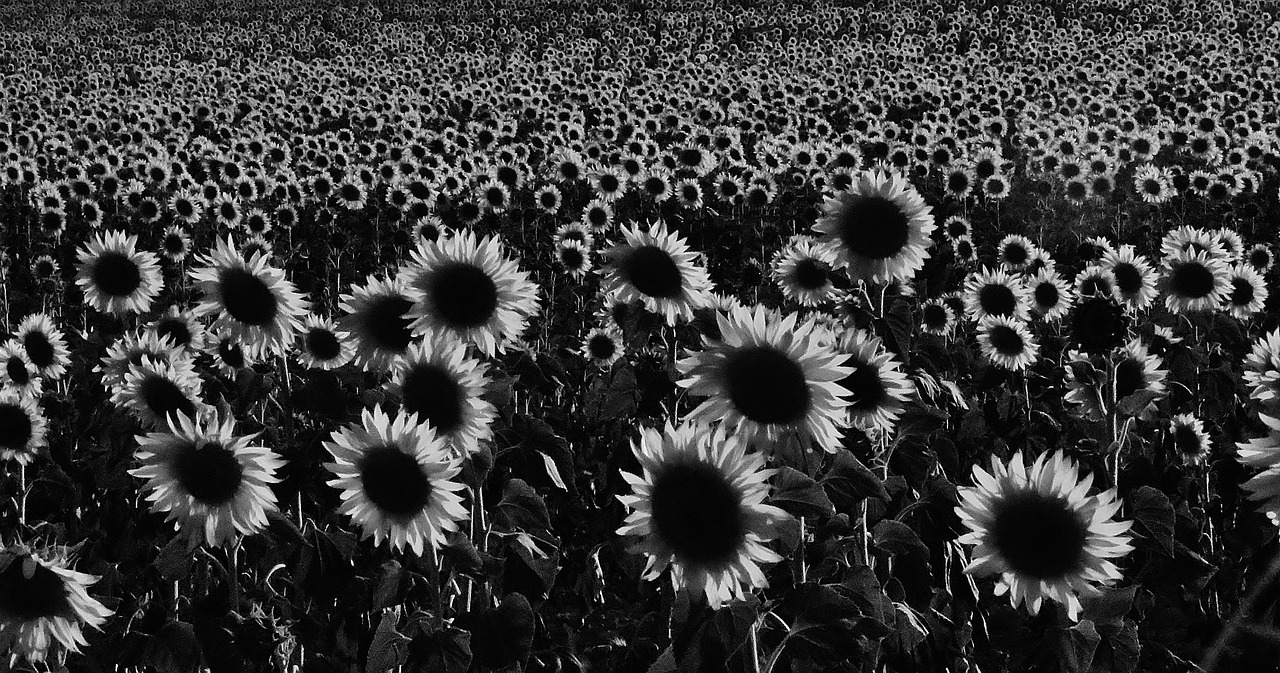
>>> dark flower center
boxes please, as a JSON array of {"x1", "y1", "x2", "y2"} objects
[
  {"x1": 587, "y1": 333, "x2": 617, "y2": 360},
  {"x1": 987, "y1": 324, "x2": 1025, "y2": 355},
  {"x1": 838, "y1": 195, "x2": 910, "y2": 260},
  {"x1": 400, "y1": 363, "x2": 465, "y2": 434},
  {"x1": 139, "y1": 374, "x2": 197, "y2": 424},
  {"x1": 155, "y1": 318, "x2": 192, "y2": 348},
  {"x1": 791, "y1": 258, "x2": 829, "y2": 291},
  {"x1": 649, "y1": 460, "x2": 745, "y2": 566},
  {"x1": 359, "y1": 444, "x2": 432, "y2": 520},
  {"x1": 839, "y1": 362, "x2": 886, "y2": 411},
  {"x1": 621, "y1": 245, "x2": 684, "y2": 299},
  {"x1": 219, "y1": 268, "x2": 279, "y2": 327},
  {"x1": 6, "y1": 357, "x2": 30, "y2": 385},
  {"x1": 1079, "y1": 274, "x2": 1112, "y2": 298},
  {"x1": 363, "y1": 295, "x2": 416, "y2": 352},
  {"x1": 1034, "y1": 281, "x2": 1060, "y2": 309},
  {"x1": 0, "y1": 403, "x2": 33, "y2": 448},
  {"x1": 560, "y1": 247, "x2": 585, "y2": 270},
  {"x1": 22, "y1": 332, "x2": 55, "y2": 369},
  {"x1": 1173, "y1": 424, "x2": 1204, "y2": 456},
  {"x1": 990, "y1": 489, "x2": 1089, "y2": 580},
  {"x1": 724, "y1": 346, "x2": 811, "y2": 425},
  {"x1": 1003, "y1": 243, "x2": 1028, "y2": 266},
  {"x1": 1170, "y1": 261, "x2": 1216, "y2": 299},
  {"x1": 922, "y1": 303, "x2": 948, "y2": 328},
  {"x1": 430, "y1": 263, "x2": 499, "y2": 328},
  {"x1": 1113, "y1": 263, "x2": 1143, "y2": 295},
  {"x1": 1230, "y1": 277, "x2": 1254, "y2": 306},
  {"x1": 306, "y1": 328, "x2": 342, "y2": 360},
  {"x1": 92, "y1": 251, "x2": 143, "y2": 297},
  {"x1": 1070, "y1": 298, "x2": 1126, "y2": 353},
  {"x1": 0, "y1": 555, "x2": 71, "y2": 620},
  {"x1": 172, "y1": 441, "x2": 243, "y2": 505},
  {"x1": 164, "y1": 234, "x2": 187, "y2": 254},
  {"x1": 1113, "y1": 358, "x2": 1145, "y2": 401},
  {"x1": 977, "y1": 282, "x2": 1016, "y2": 317}
]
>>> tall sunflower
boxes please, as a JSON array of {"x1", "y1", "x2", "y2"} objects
[
  {"x1": 386, "y1": 334, "x2": 496, "y2": 456},
  {"x1": 812, "y1": 169, "x2": 934, "y2": 285},
  {"x1": 403, "y1": 231, "x2": 540, "y2": 356},
  {"x1": 956, "y1": 451, "x2": 1132, "y2": 620},
  {"x1": 188, "y1": 236, "x2": 308, "y2": 358},
  {"x1": 0, "y1": 544, "x2": 113, "y2": 665},
  {"x1": 130, "y1": 410, "x2": 285, "y2": 547},
  {"x1": 1161, "y1": 248, "x2": 1229, "y2": 314},
  {"x1": 323, "y1": 407, "x2": 468, "y2": 555},
  {"x1": 677, "y1": 305, "x2": 851, "y2": 453},
  {"x1": 74, "y1": 230, "x2": 163, "y2": 315},
  {"x1": 617, "y1": 422, "x2": 789, "y2": 608},
  {"x1": 602, "y1": 221, "x2": 713, "y2": 326}
]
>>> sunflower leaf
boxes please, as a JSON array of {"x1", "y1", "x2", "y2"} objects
[
  {"x1": 366, "y1": 610, "x2": 408, "y2": 673},
  {"x1": 1117, "y1": 388, "x2": 1163, "y2": 417},
  {"x1": 1059, "y1": 619, "x2": 1101, "y2": 673},
  {"x1": 773, "y1": 466, "x2": 836, "y2": 518},
  {"x1": 1129, "y1": 486, "x2": 1175, "y2": 555},
  {"x1": 822, "y1": 450, "x2": 889, "y2": 509},
  {"x1": 872, "y1": 519, "x2": 928, "y2": 557}
]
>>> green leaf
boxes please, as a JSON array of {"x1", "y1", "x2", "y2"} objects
[
  {"x1": 1081, "y1": 586, "x2": 1136, "y2": 625},
  {"x1": 822, "y1": 450, "x2": 888, "y2": 509},
  {"x1": 1093, "y1": 618, "x2": 1141, "y2": 673},
  {"x1": 367, "y1": 611, "x2": 408, "y2": 673},
  {"x1": 408, "y1": 627, "x2": 472, "y2": 673},
  {"x1": 143, "y1": 620, "x2": 203, "y2": 673},
  {"x1": 373, "y1": 560, "x2": 407, "y2": 611},
  {"x1": 462, "y1": 592, "x2": 536, "y2": 668},
  {"x1": 1117, "y1": 388, "x2": 1163, "y2": 417},
  {"x1": 1059, "y1": 619, "x2": 1101, "y2": 673},
  {"x1": 1129, "y1": 486, "x2": 1175, "y2": 555},
  {"x1": 872, "y1": 520, "x2": 928, "y2": 557},
  {"x1": 492, "y1": 478, "x2": 553, "y2": 536},
  {"x1": 896, "y1": 404, "x2": 949, "y2": 438},
  {"x1": 154, "y1": 535, "x2": 194, "y2": 583},
  {"x1": 772, "y1": 467, "x2": 836, "y2": 518}
]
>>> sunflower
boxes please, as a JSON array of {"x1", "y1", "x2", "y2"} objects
[
  {"x1": 677, "y1": 305, "x2": 851, "y2": 453},
  {"x1": 582, "y1": 326, "x2": 624, "y2": 367},
  {"x1": 13, "y1": 314, "x2": 70, "y2": 381},
  {"x1": 206, "y1": 330, "x2": 253, "y2": 377},
  {"x1": 616, "y1": 422, "x2": 789, "y2": 608},
  {"x1": 836, "y1": 329, "x2": 913, "y2": 435},
  {"x1": 770, "y1": 235, "x2": 841, "y2": 307},
  {"x1": 1160, "y1": 247, "x2": 1229, "y2": 314},
  {"x1": 812, "y1": 169, "x2": 935, "y2": 284},
  {"x1": 977, "y1": 315, "x2": 1040, "y2": 371},
  {"x1": 0, "y1": 390, "x2": 48, "y2": 465},
  {"x1": 1027, "y1": 268, "x2": 1074, "y2": 322},
  {"x1": 1074, "y1": 265, "x2": 1118, "y2": 302},
  {"x1": 160, "y1": 226, "x2": 192, "y2": 263},
  {"x1": 956, "y1": 451, "x2": 1132, "y2": 620},
  {"x1": 98, "y1": 330, "x2": 198, "y2": 394},
  {"x1": 582, "y1": 198, "x2": 615, "y2": 232},
  {"x1": 402, "y1": 230, "x2": 540, "y2": 357},
  {"x1": 556, "y1": 240, "x2": 593, "y2": 279},
  {"x1": 189, "y1": 236, "x2": 308, "y2": 359},
  {"x1": 0, "y1": 544, "x2": 112, "y2": 664},
  {"x1": 111, "y1": 357, "x2": 207, "y2": 429},
  {"x1": 1067, "y1": 296, "x2": 1129, "y2": 355},
  {"x1": 340, "y1": 274, "x2": 418, "y2": 372},
  {"x1": 998, "y1": 235, "x2": 1037, "y2": 271},
  {"x1": 0, "y1": 345, "x2": 43, "y2": 399},
  {"x1": 386, "y1": 334, "x2": 495, "y2": 456},
  {"x1": 74, "y1": 230, "x2": 163, "y2": 315},
  {"x1": 920, "y1": 298, "x2": 957, "y2": 336},
  {"x1": 323, "y1": 407, "x2": 469, "y2": 555},
  {"x1": 296, "y1": 314, "x2": 355, "y2": 370},
  {"x1": 553, "y1": 223, "x2": 594, "y2": 249},
  {"x1": 602, "y1": 221, "x2": 713, "y2": 326},
  {"x1": 1223, "y1": 263, "x2": 1269, "y2": 321},
  {"x1": 1244, "y1": 330, "x2": 1280, "y2": 407},
  {"x1": 1066, "y1": 339, "x2": 1168, "y2": 421},
  {"x1": 1237, "y1": 412, "x2": 1280, "y2": 522},
  {"x1": 148, "y1": 306, "x2": 207, "y2": 353},
  {"x1": 130, "y1": 410, "x2": 285, "y2": 547},
  {"x1": 1101, "y1": 245, "x2": 1158, "y2": 311},
  {"x1": 963, "y1": 267, "x2": 1032, "y2": 323},
  {"x1": 1168, "y1": 413, "x2": 1211, "y2": 466},
  {"x1": 1246, "y1": 244, "x2": 1273, "y2": 274}
]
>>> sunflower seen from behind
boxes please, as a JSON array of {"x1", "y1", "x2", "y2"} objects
[{"x1": 617, "y1": 422, "x2": 789, "y2": 608}]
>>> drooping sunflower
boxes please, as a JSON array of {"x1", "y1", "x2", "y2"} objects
[
  {"x1": 296, "y1": 314, "x2": 355, "y2": 371},
  {"x1": 130, "y1": 410, "x2": 285, "y2": 547},
  {"x1": 0, "y1": 544, "x2": 113, "y2": 665},
  {"x1": 677, "y1": 305, "x2": 851, "y2": 453},
  {"x1": 1160, "y1": 247, "x2": 1230, "y2": 314},
  {"x1": 836, "y1": 329, "x2": 913, "y2": 436},
  {"x1": 956, "y1": 451, "x2": 1132, "y2": 621},
  {"x1": 74, "y1": 230, "x2": 163, "y2": 316},
  {"x1": 323, "y1": 407, "x2": 469, "y2": 555},
  {"x1": 13, "y1": 314, "x2": 70, "y2": 381},
  {"x1": 963, "y1": 267, "x2": 1032, "y2": 323},
  {"x1": 616, "y1": 422, "x2": 789, "y2": 608},
  {"x1": 812, "y1": 169, "x2": 935, "y2": 284},
  {"x1": 602, "y1": 221, "x2": 714, "y2": 326},
  {"x1": 188, "y1": 236, "x2": 308, "y2": 359},
  {"x1": 770, "y1": 235, "x2": 841, "y2": 307},
  {"x1": 339, "y1": 274, "x2": 419, "y2": 372},
  {"x1": 403, "y1": 230, "x2": 540, "y2": 356},
  {"x1": 976, "y1": 316, "x2": 1041, "y2": 371},
  {"x1": 0, "y1": 390, "x2": 48, "y2": 465},
  {"x1": 386, "y1": 334, "x2": 495, "y2": 456}
]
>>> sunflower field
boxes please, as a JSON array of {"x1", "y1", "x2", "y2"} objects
[{"x1": 4, "y1": 0, "x2": 1280, "y2": 670}]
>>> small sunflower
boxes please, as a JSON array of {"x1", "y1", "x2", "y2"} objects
[
  {"x1": 386, "y1": 334, "x2": 496, "y2": 456},
  {"x1": 976, "y1": 316, "x2": 1040, "y2": 371},
  {"x1": 582, "y1": 327, "x2": 624, "y2": 367},
  {"x1": 130, "y1": 410, "x2": 285, "y2": 547},
  {"x1": 74, "y1": 230, "x2": 163, "y2": 316},
  {"x1": 556, "y1": 240, "x2": 593, "y2": 280},
  {"x1": 997, "y1": 235, "x2": 1037, "y2": 272},
  {"x1": 812, "y1": 169, "x2": 935, "y2": 285},
  {"x1": 617, "y1": 422, "x2": 789, "y2": 608},
  {"x1": 963, "y1": 267, "x2": 1032, "y2": 323},
  {"x1": 1027, "y1": 268, "x2": 1074, "y2": 322},
  {"x1": 403, "y1": 231, "x2": 541, "y2": 356},
  {"x1": 770, "y1": 236, "x2": 841, "y2": 307},
  {"x1": 296, "y1": 314, "x2": 355, "y2": 370},
  {"x1": 603, "y1": 221, "x2": 713, "y2": 326},
  {"x1": 1168, "y1": 413, "x2": 1211, "y2": 466},
  {"x1": 836, "y1": 329, "x2": 914, "y2": 435},
  {"x1": 677, "y1": 305, "x2": 852, "y2": 453},
  {"x1": 1223, "y1": 263, "x2": 1269, "y2": 321},
  {"x1": 0, "y1": 544, "x2": 113, "y2": 665},
  {"x1": 919, "y1": 298, "x2": 957, "y2": 336},
  {"x1": 98, "y1": 331, "x2": 198, "y2": 394},
  {"x1": 1101, "y1": 245, "x2": 1158, "y2": 311},
  {"x1": 0, "y1": 390, "x2": 48, "y2": 465},
  {"x1": 111, "y1": 358, "x2": 207, "y2": 429},
  {"x1": 957, "y1": 451, "x2": 1132, "y2": 620},
  {"x1": 13, "y1": 314, "x2": 70, "y2": 381},
  {"x1": 148, "y1": 305, "x2": 207, "y2": 353},
  {"x1": 0, "y1": 345, "x2": 43, "y2": 399},
  {"x1": 323, "y1": 407, "x2": 469, "y2": 555}
]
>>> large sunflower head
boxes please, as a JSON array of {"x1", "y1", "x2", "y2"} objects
[
  {"x1": 189, "y1": 236, "x2": 308, "y2": 359},
  {"x1": 603, "y1": 221, "x2": 714, "y2": 326},
  {"x1": 617, "y1": 422, "x2": 789, "y2": 608},
  {"x1": 812, "y1": 169, "x2": 935, "y2": 285},
  {"x1": 74, "y1": 230, "x2": 163, "y2": 316},
  {"x1": 339, "y1": 274, "x2": 419, "y2": 372},
  {"x1": 0, "y1": 544, "x2": 113, "y2": 664},
  {"x1": 386, "y1": 334, "x2": 496, "y2": 455},
  {"x1": 957, "y1": 451, "x2": 1133, "y2": 620}
]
